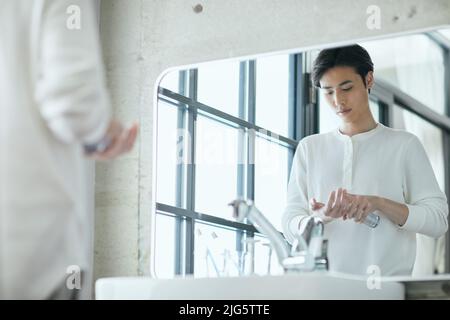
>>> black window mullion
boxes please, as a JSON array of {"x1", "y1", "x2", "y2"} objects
[
  {"x1": 246, "y1": 60, "x2": 257, "y2": 273},
  {"x1": 236, "y1": 61, "x2": 248, "y2": 258},
  {"x1": 297, "y1": 54, "x2": 307, "y2": 139},
  {"x1": 247, "y1": 61, "x2": 256, "y2": 202},
  {"x1": 287, "y1": 54, "x2": 301, "y2": 176},
  {"x1": 174, "y1": 70, "x2": 188, "y2": 275},
  {"x1": 183, "y1": 69, "x2": 198, "y2": 275},
  {"x1": 288, "y1": 54, "x2": 298, "y2": 142},
  {"x1": 371, "y1": 83, "x2": 394, "y2": 127},
  {"x1": 298, "y1": 53, "x2": 318, "y2": 138},
  {"x1": 237, "y1": 61, "x2": 247, "y2": 199},
  {"x1": 378, "y1": 100, "x2": 392, "y2": 127}
]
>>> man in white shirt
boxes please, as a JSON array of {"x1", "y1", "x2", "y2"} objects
[
  {"x1": 282, "y1": 44, "x2": 448, "y2": 276},
  {"x1": 0, "y1": 0, "x2": 137, "y2": 299}
]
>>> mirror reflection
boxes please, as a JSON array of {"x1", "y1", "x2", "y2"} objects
[{"x1": 154, "y1": 28, "x2": 450, "y2": 279}]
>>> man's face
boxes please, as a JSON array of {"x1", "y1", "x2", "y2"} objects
[{"x1": 319, "y1": 66, "x2": 373, "y2": 124}]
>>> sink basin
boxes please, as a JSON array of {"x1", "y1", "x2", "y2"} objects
[{"x1": 95, "y1": 271, "x2": 404, "y2": 300}]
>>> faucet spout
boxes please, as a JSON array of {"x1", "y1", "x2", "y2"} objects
[
  {"x1": 229, "y1": 199, "x2": 329, "y2": 273},
  {"x1": 229, "y1": 199, "x2": 290, "y2": 266}
]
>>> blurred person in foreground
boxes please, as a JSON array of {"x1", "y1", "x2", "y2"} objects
[{"x1": 0, "y1": 0, "x2": 138, "y2": 299}]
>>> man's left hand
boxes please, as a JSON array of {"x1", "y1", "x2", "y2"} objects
[{"x1": 344, "y1": 193, "x2": 379, "y2": 223}]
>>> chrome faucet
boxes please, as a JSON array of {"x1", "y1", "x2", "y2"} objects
[
  {"x1": 229, "y1": 199, "x2": 328, "y2": 273},
  {"x1": 286, "y1": 216, "x2": 329, "y2": 271}
]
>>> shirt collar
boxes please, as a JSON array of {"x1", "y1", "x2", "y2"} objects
[{"x1": 334, "y1": 122, "x2": 384, "y2": 142}]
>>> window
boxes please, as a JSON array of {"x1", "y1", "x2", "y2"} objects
[
  {"x1": 254, "y1": 135, "x2": 290, "y2": 231},
  {"x1": 197, "y1": 61, "x2": 240, "y2": 117},
  {"x1": 255, "y1": 55, "x2": 290, "y2": 137},
  {"x1": 195, "y1": 115, "x2": 239, "y2": 219},
  {"x1": 159, "y1": 70, "x2": 180, "y2": 94},
  {"x1": 156, "y1": 55, "x2": 300, "y2": 277},
  {"x1": 156, "y1": 100, "x2": 180, "y2": 207},
  {"x1": 361, "y1": 34, "x2": 446, "y2": 115},
  {"x1": 194, "y1": 222, "x2": 241, "y2": 278},
  {"x1": 153, "y1": 213, "x2": 177, "y2": 278}
]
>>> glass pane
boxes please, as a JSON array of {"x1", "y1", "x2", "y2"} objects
[
  {"x1": 195, "y1": 115, "x2": 238, "y2": 219},
  {"x1": 361, "y1": 34, "x2": 445, "y2": 114},
  {"x1": 154, "y1": 214, "x2": 176, "y2": 278},
  {"x1": 197, "y1": 61, "x2": 240, "y2": 117},
  {"x1": 254, "y1": 135, "x2": 289, "y2": 231},
  {"x1": 159, "y1": 70, "x2": 180, "y2": 93},
  {"x1": 255, "y1": 55, "x2": 290, "y2": 137},
  {"x1": 253, "y1": 234, "x2": 284, "y2": 276},
  {"x1": 369, "y1": 99, "x2": 379, "y2": 122},
  {"x1": 194, "y1": 222, "x2": 239, "y2": 278},
  {"x1": 156, "y1": 101, "x2": 180, "y2": 206},
  {"x1": 319, "y1": 96, "x2": 380, "y2": 133}
]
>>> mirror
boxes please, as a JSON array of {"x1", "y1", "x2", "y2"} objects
[{"x1": 152, "y1": 27, "x2": 450, "y2": 279}]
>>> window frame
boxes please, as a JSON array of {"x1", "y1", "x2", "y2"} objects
[{"x1": 155, "y1": 54, "x2": 306, "y2": 276}]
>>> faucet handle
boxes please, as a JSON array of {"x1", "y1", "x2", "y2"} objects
[
  {"x1": 228, "y1": 199, "x2": 252, "y2": 222},
  {"x1": 296, "y1": 216, "x2": 324, "y2": 246}
]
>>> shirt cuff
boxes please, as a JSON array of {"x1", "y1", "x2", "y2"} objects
[
  {"x1": 398, "y1": 204, "x2": 425, "y2": 233},
  {"x1": 82, "y1": 104, "x2": 111, "y2": 145}
]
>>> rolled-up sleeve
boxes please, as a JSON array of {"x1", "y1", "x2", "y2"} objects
[
  {"x1": 282, "y1": 141, "x2": 311, "y2": 243},
  {"x1": 34, "y1": 0, "x2": 111, "y2": 144},
  {"x1": 399, "y1": 135, "x2": 449, "y2": 238}
]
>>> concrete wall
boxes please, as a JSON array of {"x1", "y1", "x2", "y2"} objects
[{"x1": 94, "y1": 0, "x2": 450, "y2": 281}]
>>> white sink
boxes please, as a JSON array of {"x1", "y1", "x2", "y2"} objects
[{"x1": 95, "y1": 271, "x2": 405, "y2": 300}]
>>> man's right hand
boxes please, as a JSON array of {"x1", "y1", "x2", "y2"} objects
[
  {"x1": 309, "y1": 188, "x2": 352, "y2": 222},
  {"x1": 87, "y1": 119, "x2": 139, "y2": 161}
]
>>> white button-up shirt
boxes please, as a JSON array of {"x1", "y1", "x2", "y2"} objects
[
  {"x1": 0, "y1": 0, "x2": 110, "y2": 299},
  {"x1": 282, "y1": 123, "x2": 448, "y2": 276}
]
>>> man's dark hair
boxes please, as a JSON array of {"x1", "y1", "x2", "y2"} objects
[{"x1": 311, "y1": 44, "x2": 374, "y2": 93}]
